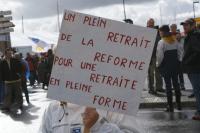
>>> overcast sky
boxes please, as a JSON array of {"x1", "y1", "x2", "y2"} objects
[{"x1": 1, "y1": 0, "x2": 200, "y2": 44}]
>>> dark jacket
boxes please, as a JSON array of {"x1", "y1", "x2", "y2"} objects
[
  {"x1": 46, "y1": 54, "x2": 54, "y2": 73},
  {"x1": 26, "y1": 56, "x2": 35, "y2": 72},
  {"x1": 37, "y1": 61, "x2": 48, "y2": 83},
  {"x1": 182, "y1": 30, "x2": 200, "y2": 73},
  {"x1": 0, "y1": 59, "x2": 2, "y2": 81},
  {"x1": 150, "y1": 30, "x2": 161, "y2": 64},
  {"x1": 159, "y1": 49, "x2": 180, "y2": 76},
  {"x1": 1, "y1": 58, "x2": 22, "y2": 81}
]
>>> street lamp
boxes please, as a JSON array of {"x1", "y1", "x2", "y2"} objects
[{"x1": 193, "y1": 0, "x2": 199, "y2": 18}]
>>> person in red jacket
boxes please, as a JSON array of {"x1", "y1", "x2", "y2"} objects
[{"x1": 26, "y1": 53, "x2": 36, "y2": 87}]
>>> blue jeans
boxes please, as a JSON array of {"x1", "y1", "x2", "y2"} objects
[
  {"x1": 0, "y1": 81, "x2": 5, "y2": 103},
  {"x1": 188, "y1": 73, "x2": 200, "y2": 114}
]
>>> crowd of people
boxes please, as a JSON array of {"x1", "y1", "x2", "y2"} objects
[
  {"x1": 38, "y1": 17, "x2": 200, "y2": 133},
  {"x1": 146, "y1": 18, "x2": 200, "y2": 120},
  {"x1": 0, "y1": 16, "x2": 199, "y2": 133},
  {"x1": 0, "y1": 48, "x2": 54, "y2": 113}
]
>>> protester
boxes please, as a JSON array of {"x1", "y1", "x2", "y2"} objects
[
  {"x1": 38, "y1": 101, "x2": 83, "y2": 133},
  {"x1": 175, "y1": 31, "x2": 184, "y2": 48},
  {"x1": 170, "y1": 24, "x2": 178, "y2": 36},
  {"x1": 37, "y1": 56, "x2": 48, "y2": 89},
  {"x1": 26, "y1": 53, "x2": 37, "y2": 87},
  {"x1": 16, "y1": 53, "x2": 30, "y2": 104},
  {"x1": 176, "y1": 31, "x2": 194, "y2": 97},
  {"x1": 46, "y1": 49, "x2": 54, "y2": 86},
  {"x1": 1, "y1": 48, "x2": 23, "y2": 112},
  {"x1": 171, "y1": 26, "x2": 186, "y2": 91},
  {"x1": 157, "y1": 25, "x2": 182, "y2": 112},
  {"x1": 38, "y1": 101, "x2": 124, "y2": 133},
  {"x1": 82, "y1": 107, "x2": 123, "y2": 133},
  {"x1": 181, "y1": 18, "x2": 200, "y2": 120},
  {"x1": 147, "y1": 18, "x2": 163, "y2": 94},
  {"x1": 33, "y1": 53, "x2": 40, "y2": 84},
  {"x1": 0, "y1": 56, "x2": 5, "y2": 105}
]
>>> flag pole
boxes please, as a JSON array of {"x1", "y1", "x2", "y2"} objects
[
  {"x1": 123, "y1": 0, "x2": 127, "y2": 20},
  {"x1": 57, "y1": 0, "x2": 61, "y2": 32},
  {"x1": 22, "y1": 16, "x2": 24, "y2": 34}
]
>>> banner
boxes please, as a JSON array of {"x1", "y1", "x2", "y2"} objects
[
  {"x1": 47, "y1": 10, "x2": 157, "y2": 115},
  {"x1": 29, "y1": 37, "x2": 51, "y2": 53}
]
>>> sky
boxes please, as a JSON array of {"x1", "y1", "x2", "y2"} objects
[{"x1": 1, "y1": 0, "x2": 200, "y2": 45}]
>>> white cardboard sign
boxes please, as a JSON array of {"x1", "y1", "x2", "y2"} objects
[{"x1": 47, "y1": 10, "x2": 157, "y2": 116}]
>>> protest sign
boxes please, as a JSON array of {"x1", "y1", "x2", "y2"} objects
[{"x1": 48, "y1": 10, "x2": 157, "y2": 115}]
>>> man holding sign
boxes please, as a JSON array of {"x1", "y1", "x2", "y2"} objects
[
  {"x1": 38, "y1": 101, "x2": 123, "y2": 133},
  {"x1": 41, "y1": 9, "x2": 156, "y2": 133}
]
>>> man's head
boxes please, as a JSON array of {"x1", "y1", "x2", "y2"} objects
[
  {"x1": 181, "y1": 18, "x2": 196, "y2": 34},
  {"x1": 47, "y1": 49, "x2": 53, "y2": 56},
  {"x1": 82, "y1": 107, "x2": 99, "y2": 129},
  {"x1": 170, "y1": 24, "x2": 177, "y2": 33},
  {"x1": 159, "y1": 25, "x2": 171, "y2": 37},
  {"x1": 5, "y1": 48, "x2": 13, "y2": 59},
  {"x1": 147, "y1": 18, "x2": 155, "y2": 28},
  {"x1": 14, "y1": 53, "x2": 20, "y2": 60},
  {"x1": 176, "y1": 31, "x2": 182, "y2": 42},
  {"x1": 26, "y1": 52, "x2": 31, "y2": 58}
]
